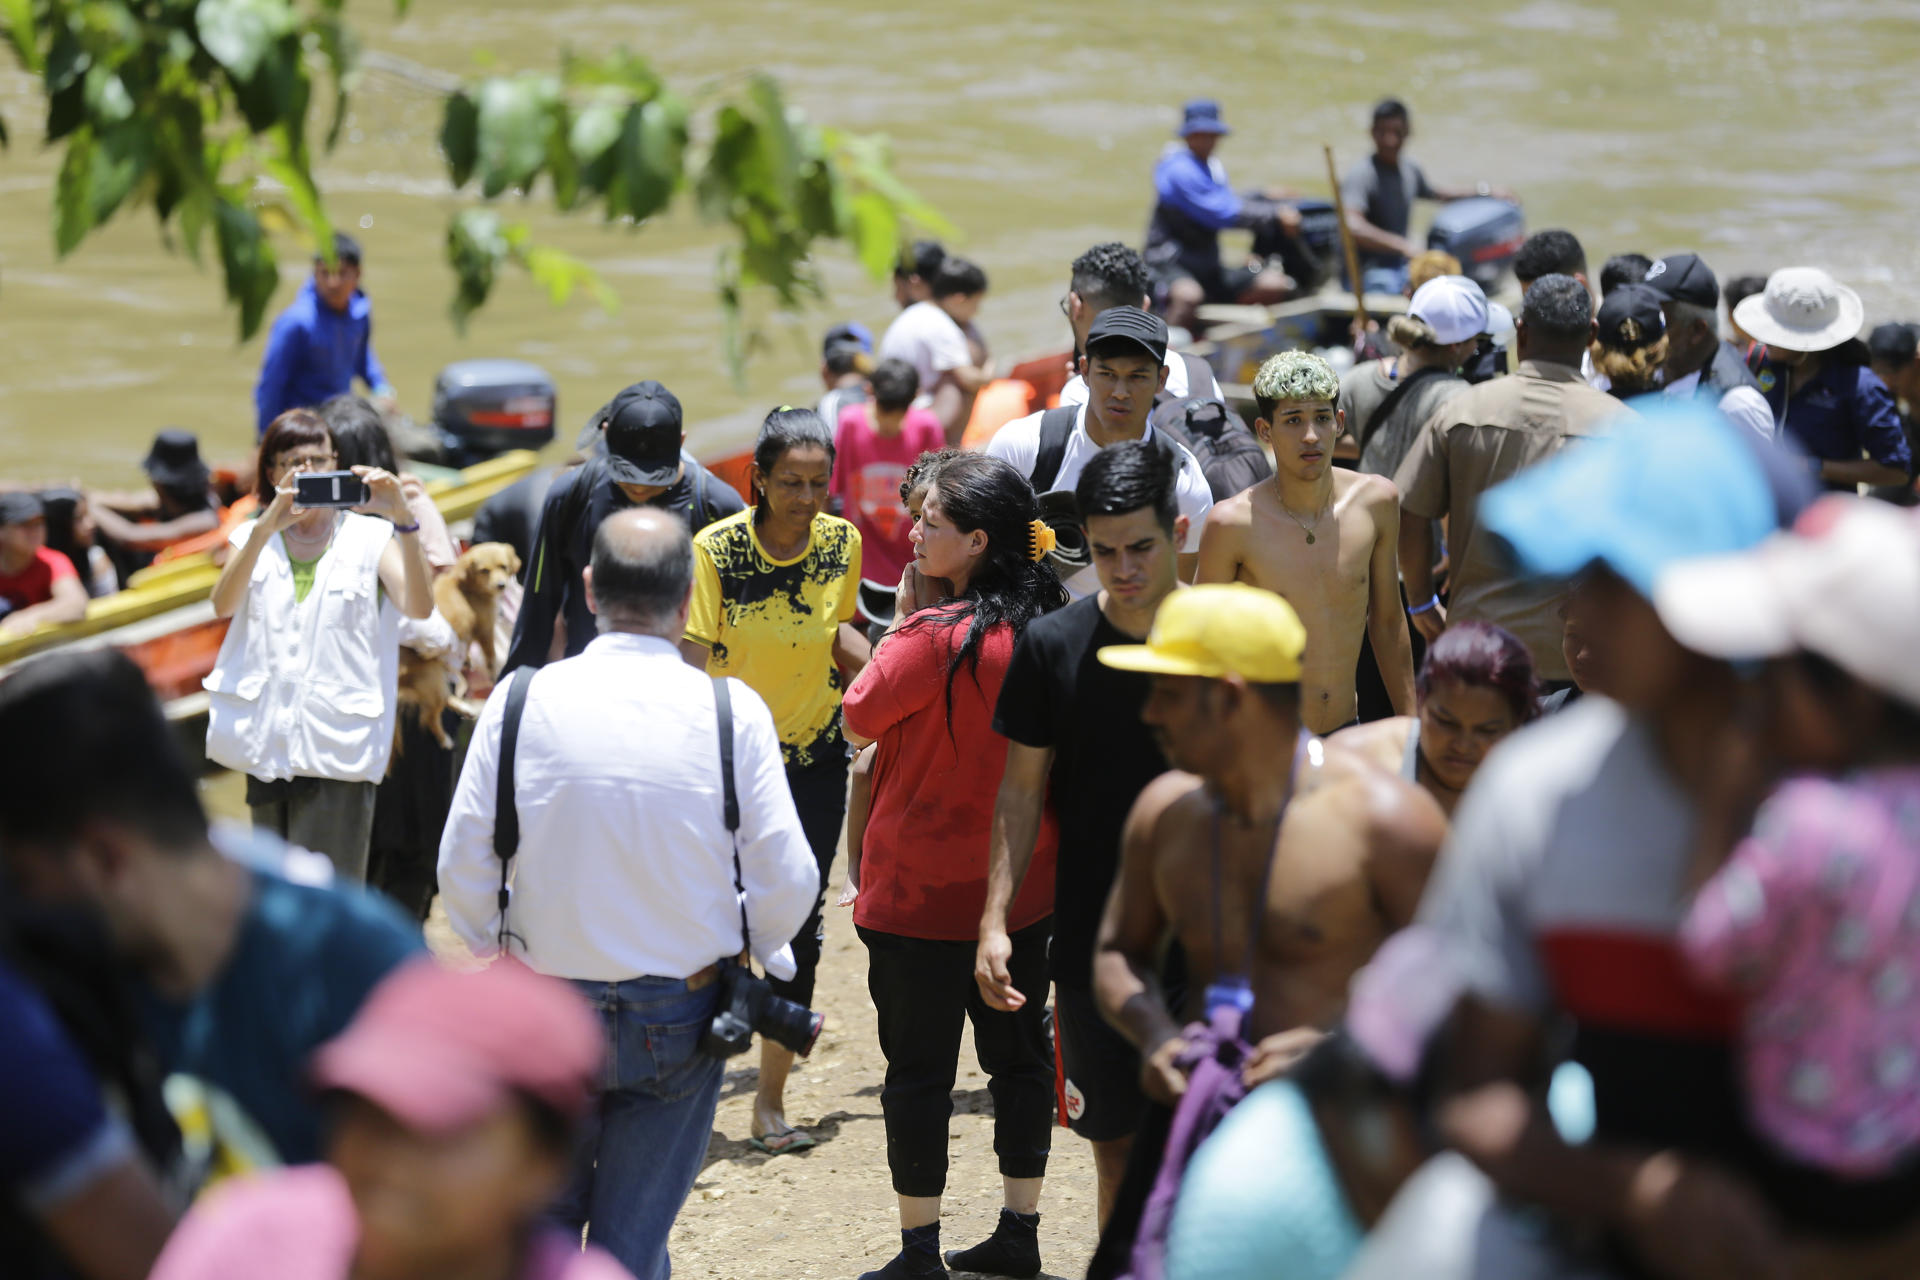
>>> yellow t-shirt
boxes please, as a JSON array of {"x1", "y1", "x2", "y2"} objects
[{"x1": 687, "y1": 510, "x2": 861, "y2": 769}]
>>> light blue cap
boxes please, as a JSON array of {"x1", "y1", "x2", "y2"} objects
[{"x1": 1478, "y1": 400, "x2": 1816, "y2": 600}]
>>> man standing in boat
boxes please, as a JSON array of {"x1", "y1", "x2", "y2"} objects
[
  {"x1": 1145, "y1": 100, "x2": 1300, "y2": 335},
  {"x1": 1341, "y1": 99, "x2": 1512, "y2": 296},
  {"x1": 253, "y1": 234, "x2": 396, "y2": 439}
]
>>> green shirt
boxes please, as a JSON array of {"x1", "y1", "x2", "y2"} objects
[{"x1": 285, "y1": 546, "x2": 324, "y2": 602}]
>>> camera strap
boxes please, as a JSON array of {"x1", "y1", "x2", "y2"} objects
[
  {"x1": 492, "y1": 666, "x2": 534, "y2": 954},
  {"x1": 712, "y1": 677, "x2": 750, "y2": 957}
]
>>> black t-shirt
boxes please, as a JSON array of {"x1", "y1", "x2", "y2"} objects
[{"x1": 993, "y1": 595, "x2": 1168, "y2": 990}]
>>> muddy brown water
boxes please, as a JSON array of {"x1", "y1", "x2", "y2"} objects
[{"x1": 3, "y1": 0, "x2": 1918, "y2": 486}]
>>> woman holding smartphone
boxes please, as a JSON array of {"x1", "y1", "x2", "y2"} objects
[{"x1": 206, "y1": 408, "x2": 433, "y2": 880}]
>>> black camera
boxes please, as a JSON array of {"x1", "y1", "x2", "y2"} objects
[
  {"x1": 293, "y1": 470, "x2": 372, "y2": 508},
  {"x1": 699, "y1": 959, "x2": 824, "y2": 1059}
]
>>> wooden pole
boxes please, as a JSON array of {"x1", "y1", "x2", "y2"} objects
[{"x1": 1323, "y1": 143, "x2": 1369, "y2": 338}]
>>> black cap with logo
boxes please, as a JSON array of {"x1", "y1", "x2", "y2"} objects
[
  {"x1": 1643, "y1": 253, "x2": 1719, "y2": 310},
  {"x1": 1596, "y1": 284, "x2": 1668, "y2": 352},
  {"x1": 1085, "y1": 306, "x2": 1170, "y2": 366}
]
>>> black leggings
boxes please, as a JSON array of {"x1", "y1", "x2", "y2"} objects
[
  {"x1": 766, "y1": 755, "x2": 848, "y2": 1012},
  {"x1": 859, "y1": 920, "x2": 1054, "y2": 1198}
]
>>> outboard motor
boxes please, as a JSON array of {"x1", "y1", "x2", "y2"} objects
[
  {"x1": 431, "y1": 359, "x2": 556, "y2": 465},
  {"x1": 1427, "y1": 198, "x2": 1526, "y2": 290},
  {"x1": 1252, "y1": 198, "x2": 1342, "y2": 292}
]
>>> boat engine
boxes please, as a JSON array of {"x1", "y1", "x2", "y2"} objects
[
  {"x1": 1427, "y1": 197, "x2": 1526, "y2": 290},
  {"x1": 430, "y1": 359, "x2": 556, "y2": 465}
]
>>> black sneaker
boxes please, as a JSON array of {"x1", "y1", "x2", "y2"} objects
[
  {"x1": 858, "y1": 1247, "x2": 947, "y2": 1280},
  {"x1": 943, "y1": 1209, "x2": 1041, "y2": 1279}
]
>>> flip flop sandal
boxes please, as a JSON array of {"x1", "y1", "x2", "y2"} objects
[{"x1": 749, "y1": 1128, "x2": 818, "y2": 1156}]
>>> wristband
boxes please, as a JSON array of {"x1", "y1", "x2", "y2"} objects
[
  {"x1": 1408, "y1": 595, "x2": 1441, "y2": 616},
  {"x1": 392, "y1": 521, "x2": 421, "y2": 535}
]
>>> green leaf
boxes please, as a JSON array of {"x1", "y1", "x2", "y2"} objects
[
  {"x1": 848, "y1": 190, "x2": 896, "y2": 280},
  {"x1": 742, "y1": 75, "x2": 799, "y2": 202},
  {"x1": 263, "y1": 136, "x2": 330, "y2": 247},
  {"x1": 213, "y1": 197, "x2": 277, "y2": 338},
  {"x1": 445, "y1": 206, "x2": 507, "y2": 331},
  {"x1": 177, "y1": 184, "x2": 212, "y2": 264},
  {"x1": 0, "y1": 0, "x2": 41, "y2": 74},
  {"x1": 53, "y1": 128, "x2": 96, "y2": 256},
  {"x1": 87, "y1": 123, "x2": 152, "y2": 224},
  {"x1": 612, "y1": 101, "x2": 673, "y2": 223},
  {"x1": 544, "y1": 101, "x2": 579, "y2": 211},
  {"x1": 568, "y1": 95, "x2": 621, "y2": 167},
  {"x1": 440, "y1": 90, "x2": 477, "y2": 189},
  {"x1": 310, "y1": 14, "x2": 357, "y2": 151},
  {"x1": 525, "y1": 242, "x2": 616, "y2": 312},
  {"x1": 474, "y1": 75, "x2": 555, "y2": 197},
  {"x1": 83, "y1": 65, "x2": 133, "y2": 124},
  {"x1": 196, "y1": 0, "x2": 294, "y2": 82}
]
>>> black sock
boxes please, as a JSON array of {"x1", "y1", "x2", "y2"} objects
[
  {"x1": 858, "y1": 1224, "x2": 945, "y2": 1280},
  {"x1": 944, "y1": 1208, "x2": 1041, "y2": 1279}
]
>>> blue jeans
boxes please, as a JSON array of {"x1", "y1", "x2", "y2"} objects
[
  {"x1": 552, "y1": 975, "x2": 725, "y2": 1280},
  {"x1": 1361, "y1": 263, "x2": 1410, "y2": 296}
]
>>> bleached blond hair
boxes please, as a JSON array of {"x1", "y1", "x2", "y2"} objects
[{"x1": 1252, "y1": 350, "x2": 1340, "y2": 418}]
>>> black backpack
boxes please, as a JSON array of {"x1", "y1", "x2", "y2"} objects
[{"x1": 1148, "y1": 352, "x2": 1272, "y2": 501}]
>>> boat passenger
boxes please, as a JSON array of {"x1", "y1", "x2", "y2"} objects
[
  {"x1": 1341, "y1": 99, "x2": 1512, "y2": 297},
  {"x1": 38, "y1": 488, "x2": 120, "y2": 597},
  {"x1": 87, "y1": 429, "x2": 222, "y2": 577},
  {"x1": 253, "y1": 232, "x2": 395, "y2": 439},
  {"x1": 0, "y1": 491, "x2": 89, "y2": 637}
]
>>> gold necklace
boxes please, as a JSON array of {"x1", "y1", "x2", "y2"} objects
[{"x1": 1278, "y1": 496, "x2": 1330, "y2": 545}]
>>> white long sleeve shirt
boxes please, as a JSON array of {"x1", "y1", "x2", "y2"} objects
[{"x1": 437, "y1": 632, "x2": 818, "y2": 982}]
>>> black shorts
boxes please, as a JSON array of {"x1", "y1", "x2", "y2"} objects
[
  {"x1": 1052, "y1": 984, "x2": 1146, "y2": 1143},
  {"x1": 1152, "y1": 258, "x2": 1258, "y2": 308}
]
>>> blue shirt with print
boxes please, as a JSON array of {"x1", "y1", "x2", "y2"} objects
[
  {"x1": 137, "y1": 857, "x2": 420, "y2": 1165},
  {"x1": 253, "y1": 279, "x2": 392, "y2": 437}
]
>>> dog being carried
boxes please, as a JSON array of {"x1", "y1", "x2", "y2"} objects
[{"x1": 395, "y1": 542, "x2": 520, "y2": 751}]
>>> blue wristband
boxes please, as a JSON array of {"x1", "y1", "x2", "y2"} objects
[{"x1": 1408, "y1": 595, "x2": 1440, "y2": 616}]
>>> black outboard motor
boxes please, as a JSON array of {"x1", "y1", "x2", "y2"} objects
[
  {"x1": 1427, "y1": 198, "x2": 1525, "y2": 290},
  {"x1": 431, "y1": 360, "x2": 556, "y2": 465}
]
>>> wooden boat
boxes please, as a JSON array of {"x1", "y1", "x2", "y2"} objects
[{"x1": 0, "y1": 451, "x2": 545, "y2": 710}]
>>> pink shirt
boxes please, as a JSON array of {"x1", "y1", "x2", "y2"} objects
[
  {"x1": 831, "y1": 403, "x2": 944, "y2": 588},
  {"x1": 149, "y1": 1164, "x2": 635, "y2": 1280},
  {"x1": 1681, "y1": 768, "x2": 1920, "y2": 1176}
]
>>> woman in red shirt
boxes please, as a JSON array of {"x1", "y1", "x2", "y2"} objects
[{"x1": 842, "y1": 452, "x2": 1068, "y2": 1280}]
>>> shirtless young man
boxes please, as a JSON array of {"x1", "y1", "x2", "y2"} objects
[
  {"x1": 1194, "y1": 350, "x2": 1415, "y2": 734},
  {"x1": 1093, "y1": 583, "x2": 1445, "y2": 1103}
]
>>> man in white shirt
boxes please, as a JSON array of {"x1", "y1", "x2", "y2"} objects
[
  {"x1": 1643, "y1": 252, "x2": 1775, "y2": 442},
  {"x1": 438, "y1": 507, "x2": 817, "y2": 1280},
  {"x1": 987, "y1": 306, "x2": 1214, "y2": 597},
  {"x1": 1054, "y1": 242, "x2": 1225, "y2": 409},
  {"x1": 879, "y1": 256, "x2": 993, "y2": 445}
]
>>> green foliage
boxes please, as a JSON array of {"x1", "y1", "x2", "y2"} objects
[{"x1": 0, "y1": 0, "x2": 950, "y2": 367}]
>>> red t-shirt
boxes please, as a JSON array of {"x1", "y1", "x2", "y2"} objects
[
  {"x1": 0, "y1": 545, "x2": 75, "y2": 611},
  {"x1": 831, "y1": 403, "x2": 946, "y2": 587},
  {"x1": 844, "y1": 612, "x2": 1057, "y2": 941}
]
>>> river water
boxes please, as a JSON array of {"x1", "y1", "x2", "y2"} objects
[{"x1": 3, "y1": 0, "x2": 1918, "y2": 485}]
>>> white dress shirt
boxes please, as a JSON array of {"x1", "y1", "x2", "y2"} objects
[
  {"x1": 1661, "y1": 370, "x2": 1775, "y2": 442},
  {"x1": 985, "y1": 402, "x2": 1214, "y2": 600},
  {"x1": 438, "y1": 632, "x2": 818, "y2": 982}
]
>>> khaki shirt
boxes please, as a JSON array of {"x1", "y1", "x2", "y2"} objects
[{"x1": 1395, "y1": 360, "x2": 1629, "y2": 680}]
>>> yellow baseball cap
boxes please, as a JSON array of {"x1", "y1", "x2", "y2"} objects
[{"x1": 1097, "y1": 584, "x2": 1306, "y2": 683}]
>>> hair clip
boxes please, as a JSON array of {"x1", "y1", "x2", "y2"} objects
[{"x1": 1029, "y1": 519, "x2": 1058, "y2": 561}]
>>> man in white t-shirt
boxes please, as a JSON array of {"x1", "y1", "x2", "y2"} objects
[
  {"x1": 879, "y1": 256, "x2": 993, "y2": 445},
  {"x1": 1054, "y1": 242, "x2": 1225, "y2": 409},
  {"x1": 988, "y1": 307, "x2": 1213, "y2": 598}
]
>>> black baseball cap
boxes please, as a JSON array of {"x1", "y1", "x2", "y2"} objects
[
  {"x1": 1868, "y1": 322, "x2": 1918, "y2": 366},
  {"x1": 1642, "y1": 253, "x2": 1718, "y2": 310},
  {"x1": 600, "y1": 381, "x2": 684, "y2": 487},
  {"x1": 1085, "y1": 306, "x2": 1169, "y2": 365},
  {"x1": 1595, "y1": 284, "x2": 1668, "y2": 352}
]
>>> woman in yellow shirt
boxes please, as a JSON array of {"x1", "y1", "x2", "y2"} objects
[{"x1": 682, "y1": 407, "x2": 873, "y2": 1153}]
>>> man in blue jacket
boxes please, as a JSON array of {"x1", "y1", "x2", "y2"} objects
[
  {"x1": 253, "y1": 233, "x2": 395, "y2": 437},
  {"x1": 1144, "y1": 100, "x2": 1298, "y2": 334}
]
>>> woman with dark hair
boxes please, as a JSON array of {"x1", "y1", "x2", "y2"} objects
[
  {"x1": 840, "y1": 452, "x2": 1068, "y2": 1280},
  {"x1": 1330, "y1": 620, "x2": 1539, "y2": 817},
  {"x1": 320, "y1": 396, "x2": 457, "y2": 574},
  {"x1": 681, "y1": 406, "x2": 871, "y2": 1155},
  {"x1": 39, "y1": 488, "x2": 119, "y2": 596},
  {"x1": 206, "y1": 409, "x2": 434, "y2": 881}
]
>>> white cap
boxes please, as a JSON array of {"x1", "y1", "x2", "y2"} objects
[
  {"x1": 1653, "y1": 497, "x2": 1920, "y2": 711},
  {"x1": 1484, "y1": 301, "x2": 1516, "y2": 350},
  {"x1": 1407, "y1": 275, "x2": 1491, "y2": 346}
]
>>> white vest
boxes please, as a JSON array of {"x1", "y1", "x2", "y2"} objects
[{"x1": 205, "y1": 513, "x2": 401, "y2": 784}]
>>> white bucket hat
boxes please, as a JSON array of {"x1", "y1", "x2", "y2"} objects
[
  {"x1": 1652, "y1": 496, "x2": 1920, "y2": 711},
  {"x1": 1731, "y1": 266, "x2": 1865, "y2": 354}
]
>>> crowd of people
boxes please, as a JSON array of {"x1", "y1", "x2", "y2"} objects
[{"x1": 6, "y1": 92, "x2": 1920, "y2": 1280}]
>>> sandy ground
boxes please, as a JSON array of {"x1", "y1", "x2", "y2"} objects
[{"x1": 422, "y1": 875, "x2": 1100, "y2": 1280}]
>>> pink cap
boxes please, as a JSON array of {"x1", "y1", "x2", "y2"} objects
[{"x1": 311, "y1": 958, "x2": 602, "y2": 1135}]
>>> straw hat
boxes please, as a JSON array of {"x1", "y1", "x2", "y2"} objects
[{"x1": 1732, "y1": 267, "x2": 1864, "y2": 354}]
